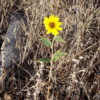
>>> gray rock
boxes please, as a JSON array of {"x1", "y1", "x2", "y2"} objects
[{"x1": 0, "y1": 12, "x2": 25, "y2": 72}]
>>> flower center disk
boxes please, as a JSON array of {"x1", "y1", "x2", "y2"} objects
[{"x1": 49, "y1": 22, "x2": 55, "y2": 29}]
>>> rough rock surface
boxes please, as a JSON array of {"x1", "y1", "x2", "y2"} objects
[{"x1": 0, "y1": 12, "x2": 25, "y2": 77}]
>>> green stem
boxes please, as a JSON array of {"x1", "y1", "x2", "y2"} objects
[{"x1": 49, "y1": 37, "x2": 55, "y2": 82}]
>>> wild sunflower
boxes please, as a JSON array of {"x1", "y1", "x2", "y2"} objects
[{"x1": 43, "y1": 15, "x2": 62, "y2": 36}]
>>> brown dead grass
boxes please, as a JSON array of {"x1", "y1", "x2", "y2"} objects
[{"x1": 0, "y1": 0, "x2": 100, "y2": 100}]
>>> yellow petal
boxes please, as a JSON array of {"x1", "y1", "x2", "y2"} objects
[
  {"x1": 43, "y1": 17, "x2": 49, "y2": 24},
  {"x1": 57, "y1": 27, "x2": 63, "y2": 31},
  {"x1": 47, "y1": 30, "x2": 51, "y2": 34},
  {"x1": 55, "y1": 16, "x2": 60, "y2": 22},
  {"x1": 57, "y1": 22, "x2": 62, "y2": 26},
  {"x1": 52, "y1": 29, "x2": 59, "y2": 35},
  {"x1": 49, "y1": 15, "x2": 55, "y2": 21}
]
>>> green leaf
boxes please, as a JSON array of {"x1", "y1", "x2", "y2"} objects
[
  {"x1": 40, "y1": 36, "x2": 52, "y2": 47},
  {"x1": 37, "y1": 57, "x2": 51, "y2": 63},
  {"x1": 52, "y1": 50, "x2": 67, "y2": 62},
  {"x1": 54, "y1": 36, "x2": 65, "y2": 42}
]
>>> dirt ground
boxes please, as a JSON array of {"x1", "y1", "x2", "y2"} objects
[{"x1": 0, "y1": 0, "x2": 100, "y2": 100}]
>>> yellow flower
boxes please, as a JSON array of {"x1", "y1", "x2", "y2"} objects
[{"x1": 43, "y1": 15, "x2": 62, "y2": 36}]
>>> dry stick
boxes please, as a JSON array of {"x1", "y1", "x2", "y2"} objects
[
  {"x1": 82, "y1": 44, "x2": 100, "y2": 80},
  {"x1": 79, "y1": 46, "x2": 100, "y2": 100},
  {"x1": 19, "y1": 41, "x2": 100, "y2": 93},
  {"x1": 18, "y1": 71, "x2": 38, "y2": 93},
  {"x1": 54, "y1": 40, "x2": 100, "y2": 72},
  {"x1": 43, "y1": 40, "x2": 100, "y2": 82}
]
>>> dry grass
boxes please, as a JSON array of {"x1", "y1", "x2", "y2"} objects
[{"x1": 0, "y1": 0, "x2": 100, "y2": 100}]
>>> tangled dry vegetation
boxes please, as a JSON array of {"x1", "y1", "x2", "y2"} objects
[{"x1": 0, "y1": 0, "x2": 100, "y2": 100}]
